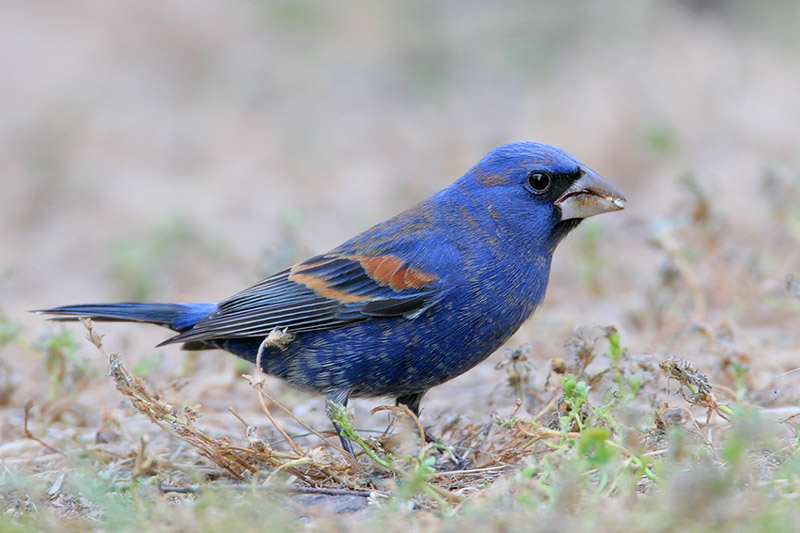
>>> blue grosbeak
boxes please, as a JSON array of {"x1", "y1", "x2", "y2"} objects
[{"x1": 38, "y1": 142, "x2": 625, "y2": 458}]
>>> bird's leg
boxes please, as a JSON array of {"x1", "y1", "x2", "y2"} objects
[
  {"x1": 325, "y1": 389, "x2": 356, "y2": 457},
  {"x1": 395, "y1": 392, "x2": 470, "y2": 470},
  {"x1": 395, "y1": 391, "x2": 439, "y2": 444}
]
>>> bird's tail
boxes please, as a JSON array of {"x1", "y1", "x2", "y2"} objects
[{"x1": 34, "y1": 303, "x2": 217, "y2": 332}]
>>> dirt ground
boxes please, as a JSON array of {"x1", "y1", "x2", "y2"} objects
[{"x1": 2, "y1": 1, "x2": 800, "y2": 530}]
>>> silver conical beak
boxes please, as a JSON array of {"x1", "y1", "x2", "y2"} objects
[{"x1": 555, "y1": 167, "x2": 626, "y2": 220}]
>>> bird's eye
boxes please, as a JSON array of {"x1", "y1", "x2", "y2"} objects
[{"x1": 526, "y1": 171, "x2": 551, "y2": 194}]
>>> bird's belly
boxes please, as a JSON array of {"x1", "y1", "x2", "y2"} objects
[{"x1": 242, "y1": 299, "x2": 534, "y2": 397}]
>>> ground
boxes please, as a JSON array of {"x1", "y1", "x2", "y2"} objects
[{"x1": 2, "y1": 1, "x2": 800, "y2": 531}]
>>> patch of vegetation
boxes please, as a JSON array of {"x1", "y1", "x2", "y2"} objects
[{"x1": 6, "y1": 317, "x2": 800, "y2": 531}]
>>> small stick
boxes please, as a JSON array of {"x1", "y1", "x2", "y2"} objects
[
  {"x1": 371, "y1": 404, "x2": 427, "y2": 447},
  {"x1": 159, "y1": 484, "x2": 375, "y2": 498},
  {"x1": 251, "y1": 332, "x2": 306, "y2": 457},
  {"x1": 23, "y1": 400, "x2": 65, "y2": 456},
  {"x1": 532, "y1": 393, "x2": 560, "y2": 422}
]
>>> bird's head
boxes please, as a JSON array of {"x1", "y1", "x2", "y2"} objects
[{"x1": 454, "y1": 142, "x2": 626, "y2": 250}]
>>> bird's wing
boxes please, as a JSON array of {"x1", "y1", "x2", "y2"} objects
[{"x1": 160, "y1": 253, "x2": 445, "y2": 345}]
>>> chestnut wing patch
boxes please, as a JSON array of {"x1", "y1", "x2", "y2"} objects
[
  {"x1": 290, "y1": 254, "x2": 441, "y2": 320},
  {"x1": 290, "y1": 254, "x2": 437, "y2": 293},
  {"x1": 160, "y1": 254, "x2": 443, "y2": 345},
  {"x1": 355, "y1": 255, "x2": 438, "y2": 290}
]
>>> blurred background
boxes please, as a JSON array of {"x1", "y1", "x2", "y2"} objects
[{"x1": 2, "y1": 1, "x2": 799, "y2": 438}]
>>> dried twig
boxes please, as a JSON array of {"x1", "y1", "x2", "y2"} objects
[
  {"x1": 82, "y1": 319, "x2": 284, "y2": 480},
  {"x1": 371, "y1": 404, "x2": 427, "y2": 449},
  {"x1": 23, "y1": 400, "x2": 65, "y2": 456},
  {"x1": 159, "y1": 484, "x2": 375, "y2": 497}
]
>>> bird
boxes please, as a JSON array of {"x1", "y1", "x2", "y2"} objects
[{"x1": 36, "y1": 142, "x2": 625, "y2": 462}]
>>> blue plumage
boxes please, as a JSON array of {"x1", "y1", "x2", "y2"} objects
[
  {"x1": 41, "y1": 302, "x2": 217, "y2": 332},
  {"x1": 37, "y1": 142, "x2": 625, "y2": 459}
]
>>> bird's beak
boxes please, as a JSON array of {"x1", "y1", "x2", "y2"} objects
[{"x1": 555, "y1": 167, "x2": 626, "y2": 221}]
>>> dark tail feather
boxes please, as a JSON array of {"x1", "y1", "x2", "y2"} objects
[{"x1": 34, "y1": 303, "x2": 217, "y2": 332}]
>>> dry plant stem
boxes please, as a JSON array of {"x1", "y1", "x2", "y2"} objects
[
  {"x1": 253, "y1": 334, "x2": 306, "y2": 457},
  {"x1": 23, "y1": 400, "x2": 65, "y2": 456},
  {"x1": 227, "y1": 406, "x2": 249, "y2": 428},
  {"x1": 533, "y1": 393, "x2": 560, "y2": 422},
  {"x1": 371, "y1": 405, "x2": 427, "y2": 447},
  {"x1": 427, "y1": 482, "x2": 464, "y2": 507},
  {"x1": 428, "y1": 465, "x2": 509, "y2": 478},
  {"x1": 159, "y1": 484, "x2": 375, "y2": 497},
  {"x1": 226, "y1": 407, "x2": 306, "y2": 460},
  {"x1": 110, "y1": 356, "x2": 249, "y2": 479},
  {"x1": 80, "y1": 319, "x2": 298, "y2": 481},
  {"x1": 251, "y1": 332, "x2": 362, "y2": 477},
  {"x1": 782, "y1": 412, "x2": 800, "y2": 424},
  {"x1": 515, "y1": 421, "x2": 580, "y2": 441},
  {"x1": 265, "y1": 457, "x2": 312, "y2": 485},
  {"x1": 223, "y1": 445, "x2": 293, "y2": 460},
  {"x1": 711, "y1": 383, "x2": 738, "y2": 400},
  {"x1": 374, "y1": 404, "x2": 467, "y2": 467},
  {"x1": 250, "y1": 334, "x2": 361, "y2": 477},
  {"x1": 84, "y1": 318, "x2": 353, "y2": 487},
  {"x1": 250, "y1": 386, "x2": 349, "y2": 457}
]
